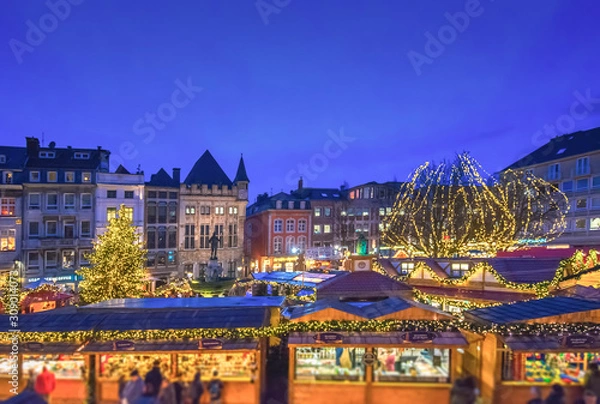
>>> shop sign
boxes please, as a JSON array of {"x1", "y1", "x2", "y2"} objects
[
  {"x1": 200, "y1": 339, "x2": 223, "y2": 350},
  {"x1": 362, "y1": 352, "x2": 376, "y2": 366},
  {"x1": 403, "y1": 332, "x2": 437, "y2": 344},
  {"x1": 113, "y1": 340, "x2": 136, "y2": 351},
  {"x1": 313, "y1": 332, "x2": 344, "y2": 344},
  {"x1": 26, "y1": 342, "x2": 44, "y2": 351},
  {"x1": 562, "y1": 335, "x2": 595, "y2": 348}
]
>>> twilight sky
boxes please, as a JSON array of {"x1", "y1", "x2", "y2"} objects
[{"x1": 2, "y1": 0, "x2": 600, "y2": 201}]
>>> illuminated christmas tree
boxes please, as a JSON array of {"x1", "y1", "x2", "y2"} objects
[
  {"x1": 77, "y1": 205, "x2": 147, "y2": 305},
  {"x1": 383, "y1": 153, "x2": 568, "y2": 257}
]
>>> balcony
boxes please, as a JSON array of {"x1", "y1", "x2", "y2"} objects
[{"x1": 22, "y1": 238, "x2": 93, "y2": 249}]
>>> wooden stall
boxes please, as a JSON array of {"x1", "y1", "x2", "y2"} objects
[{"x1": 284, "y1": 296, "x2": 476, "y2": 404}]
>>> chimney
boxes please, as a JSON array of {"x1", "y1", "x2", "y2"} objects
[
  {"x1": 173, "y1": 168, "x2": 181, "y2": 183},
  {"x1": 26, "y1": 137, "x2": 40, "y2": 156},
  {"x1": 298, "y1": 176, "x2": 303, "y2": 191}
]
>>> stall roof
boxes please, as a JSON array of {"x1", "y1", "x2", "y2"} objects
[
  {"x1": 414, "y1": 285, "x2": 532, "y2": 303},
  {"x1": 316, "y1": 271, "x2": 412, "y2": 298},
  {"x1": 0, "y1": 342, "x2": 83, "y2": 354},
  {"x1": 79, "y1": 296, "x2": 286, "y2": 311},
  {"x1": 466, "y1": 296, "x2": 600, "y2": 324},
  {"x1": 251, "y1": 271, "x2": 344, "y2": 288},
  {"x1": 501, "y1": 335, "x2": 600, "y2": 352},
  {"x1": 81, "y1": 339, "x2": 259, "y2": 352},
  {"x1": 288, "y1": 331, "x2": 467, "y2": 346}
]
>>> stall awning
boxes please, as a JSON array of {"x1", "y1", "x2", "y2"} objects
[
  {"x1": 81, "y1": 339, "x2": 259, "y2": 353},
  {"x1": 288, "y1": 331, "x2": 467, "y2": 346},
  {"x1": 0, "y1": 342, "x2": 84, "y2": 354},
  {"x1": 502, "y1": 335, "x2": 600, "y2": 352}
]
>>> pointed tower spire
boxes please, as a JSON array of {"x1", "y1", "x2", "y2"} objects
[{"x1": 234, "y1": 154, "x2": 250, "y2": 183}]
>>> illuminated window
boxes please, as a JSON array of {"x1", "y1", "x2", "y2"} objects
[
  {"x1": 47, "y1": 171, "x2": 57, "y2": 182},
  {"x1": 591, "y1": 218, "x2": 600, "y2": 231},
  {"x1": 295, "y1": 347, "x2": 365, "y2": 382},
  {"x1": 450, "y1": 262, "x2": 470, "y2": 277},
  {"x1": 65, "y1": 172, "x2": 75, "y2": 182},
  {"x1": 313, "y1": 224, "x2": 321, "y2": 234},
  {"x1": 324, "y1": 224, "x2": 331, "y2": 233},
  {"x1": 374, "y1": 348, "x2": 450, "y2": 383},
  {"x1": 214, "y1": 206, "x2": 224, "y2": 215},
  {"x1": 400, "y1": 262, "x2": 414, "y2": 275},
  {"x1": 106, "y1": 207, "x2": 117, "y2": 221},
  {"x1": 121, "y1": 207, "x2": 133, "y2": 221},
  {"x1": 79, "y1": 250, "x2": 90, "y2": 265},
  {"x1": 228, "y1": 206, "x2": 238, "y2": 215},
  {"x1": 0, "y1": 198, "x2": 15, "y2": 216},
  {"x1": 0, "y1": 229, "x2": 16, "y2": 252},
  {"x1": 314, "y1": 208, "x2": 321, "y2": 217},
  {"x1": 186, "y1": 206, "x2": 196, "y2": 215},
  {"x1": 502, "y1": 352, "x2": 593, "y2": 383},
  {"x1": 82, "y1": 172, "x2": 91, "y2": 182},
  {"x1": 62, "y1": 250, "x2": 75, "y2": 269}
]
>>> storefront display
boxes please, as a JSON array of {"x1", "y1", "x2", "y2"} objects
[
  {"x1": 295, "y1": 347, "x2": 365, "y2": 381},
  {"x1": 99, "y1": 354, "x2": 171, "y2": 379},
  {"x1": 502, "y1": 352, "x2": 600, "y2": 384},
  {"x1": 373, "y1": 348, "x2": 450, "y2": 383},
  {"x1": 177, "y1": 352, "x2": 257, "y2": 381},
  {"x1": 23, "y1": 354, "x2": 85, "y2": 380}
]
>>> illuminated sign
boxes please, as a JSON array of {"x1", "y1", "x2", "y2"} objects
[
  {"x1": 402, "y1": 332, "x2": 437, "y2": 344},
  {"x1": 113, "y1": 340, "x2": 135, "y2": 351},
  {"x1": 200, "y1": 339, "x2": 223, "y2": 350},
  {"x1": 314, "y1": 332, "x2": 344, "y2": 344}
]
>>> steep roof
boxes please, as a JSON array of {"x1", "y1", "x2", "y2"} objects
[
  {"x1": 233, "y1": 155, "x2": 249, "y2": 183},
  {"x1": 317, "y1": 271, "x2": 412, "y2": 299},
  {"x1": 0, "y1": 146, "x2": 28, "y2": 169},
  {"x1": 292, "y1": 187, "x2": 347, "y2": 200},
  {"x1": 246, "y1": 191, "x2": 311, "y2": 216},
  {"x1": 485, "y1": 258, "x2": 562, "y2": 283},
  {"x1": 114, "y1": 164, "x2": 131, "y2": 174},
  {"x1": 505, "y1": 126, "x2": 600, "y2": 169},
  {"x1": 184, "y1": 150, "x2": 232, "y2": 187},
  {"x1": 25, "y1": 146, "x2": 106, "y2": 169},
  {"x1": 146, "y1": 168, "x2": 178, "y2": 188}
]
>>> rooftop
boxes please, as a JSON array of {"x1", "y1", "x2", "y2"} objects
[
  {"x1": 317, "y1": 270, "x2": 413, "y2": 299},
  {"x1": 79, "y1": 296, "x2": 286, "y2": 311},
  {"x1": 184, "y1": 150, "x2": 232, "y2": 187}
]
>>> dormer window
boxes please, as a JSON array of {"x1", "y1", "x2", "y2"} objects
[
  {"x1": 39, "y1": 151, "x2": 55, "y2": 159},
  {"x1": 276, "y1": 200, "x2": 282, "y2": 209},
  {"x1": 0, "y1": 155, "x2": 5, "y2": 164},
  {"x1": 74, "y1": 152, "x2": 90, "y2": 160}
]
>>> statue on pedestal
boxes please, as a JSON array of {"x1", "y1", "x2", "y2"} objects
[
  {"x1": 357, "y1": 233, "x2": 368, "y2": 256},
  {"x1": 205, "y1": 231, "x2": 224, "y2": 282},
  {"x1": 209, "y1": 231, "x2": 221, "y2": 260}
]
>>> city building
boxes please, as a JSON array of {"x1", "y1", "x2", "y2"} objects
[
  {"x1": 0, "y1": 146, "x2": 27, "y2": 273},
  {"x1": 505, "y1": 127, "x2": 600, "y2": 247},
  {"x1": 179, "y1": 151, "x2": 248, "y2": 279},
  {"x1": 21, "y1": 137, "x2": 110, "y2": 289},
  {"x1": 144, "y1": 167, "x2": 180, "y2": 279},
  {"x1": 95, "y1": 165, "x2": 145, "y2": 237},
  {"x1": 245, "y1": 192, "x2": 311, "y2": 272},
  {"x1": 339, "y1": 181, "x2": 403, "y2": 254}
]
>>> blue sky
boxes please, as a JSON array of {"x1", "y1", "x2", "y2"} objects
[{"x1": 1, "y1": 0, "x2": 600, "y2": 199}]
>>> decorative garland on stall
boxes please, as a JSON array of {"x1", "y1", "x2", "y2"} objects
[{"x1": 412, "y1": 289, "x2": 503, "y2": 311}]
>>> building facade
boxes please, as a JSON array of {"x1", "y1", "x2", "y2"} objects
[
  {"x1": 21, "y1": 137, "x2": 110, "y2": 288},
  {"x1": 144, "y1": 168, "x2": 180, "y2": 279},
  {"x1": 245, "y1": 192, "x2": 311, "y2": 272},
  {"x1": 505, "y1": 127, "x2": 600, "y2": 247},
  {"x1": 178, "y1": 151, "x2": 248, "y2": 279}
]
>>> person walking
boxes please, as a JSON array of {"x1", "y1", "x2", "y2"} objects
[
  {"x1": 189, "y1": 369, "x2": 204, "y2": 404},
  {"x1": 172, "y1": 373, "x2": 186, "y2": 404},
  {"x1": 585, "y1": 363, "x2": 600, "y2": 400},
  {"x1": 527, "y1": 386, "x2": 543, "y2": 404},
  {"x1": 122, "y1": 370, "x2": 145, "y2": 404},
  {"x1": 158, "y1": 378, "x2": 177, "y2": 404},
  {"x1": 545, "y1": 384, "x2": 566, "y2": 404},
  {"x1": 25, "y1": 369, "x2": 36, "y2": 391},
  {"x1": 145, "y1": 360, "x2": 163, "y2": 397},
  {"x1": 207, "y1": 370, "x2": 224, "y2": 404},
  {"x1": 34, "y1": 365, "x2": 56, "y2": 404}
]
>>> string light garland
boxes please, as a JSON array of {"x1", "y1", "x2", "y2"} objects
[
  {"x1": 154, "y1": 277, "x2": 194, "y2": 297},
  {"x1": 412, "y1": 289, "x2": 503, "y2": 311},
  {"x1": 231, "y1": 279, "x2": 317, "y2": 302},
  {"x1": 382, "y1": 153, "x2": 568, "y2": 258},
  {"x1": 1, "y1": 282, "x2": 66, "y2": 313}
]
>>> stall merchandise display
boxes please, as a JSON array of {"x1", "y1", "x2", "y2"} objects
[
  {"x1": 295, "y1": 347, "x2": 365, "y2": 381},
  {"x1": 99, "y1": 354, "x2": 171, "y2": 379},
  {"x1": 177, "y1": 352, "x2": 256, "y2": 381},
  {"x1": 504, "y1": 352, "x2": 600, "y2": 384},
  {"x1": 374, "y1": 348, "x2": 450, "y2": 383},
  {"x1": 22, "y1": 354, "x2": 85, "y2": 380}
]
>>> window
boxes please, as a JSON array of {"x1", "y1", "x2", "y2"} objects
[
  {"x1": 45, "y1": 251, "x2": 58, "y2": 268},
  {"x1": 0, "y1": 229, "x2": 16, "y2": 251},
  {"x1": 46, "y1": 193, "x2": 58, "y2": 210},
  {"x1": 379, "y1": 207, "x2": 386, "y2": 216},
  {"x1": 29, "y1": 171, "x2": 40, "y2": 182},
  {"x1": 288, "y1": 201, "x2": 294, "y2": 209},
  {"x1": 298, "y1": 236, "x2": 307, "y2": 251},
  {"x1": 593, "y1": 176, "x2": 600, "y2": 189},
  {"x1": 228, "y1": 206, "x2": 238, "y2": 215},
  {"x1": 374, "y1": 348, "x2": 450, "y2": 383},
  {"x1": 39, "y1": 151, "x2": 55, "y2": 158},
  {"x1": 81, "y1": 221, "x2": 91, "y2": 237},
  {"x1": 200, "y1": 224, "x2": 210, "y2": 249},
  {"x1": 274, "y1": 219, "x2": 283, "y2": 233},
  {"x1": 295, "y1": 347, "x2": 365, "y2": 382},
  {"x1": 74, "y1": 152, "x2": 90, "y2": 159},
  {"x1": 576, "y1": 199, "x2": 587, "y2": 210},
  {"x1": 64, "y1": 193, "x2": 75, "y2": 209},
  {"x1": 0, "y1": 155, "x2": 4, "y2": 164},
  {"x1": 314, "y1": 208, "x2": 321, "y2": 217},
  {"x1": 79, "y1": 250, "x2": 90, "y2": 265},
  {"x1": 228, "y1": 224, "x2": 238, "y2": 248},
  {"x1": 450, "y1": 262, "x2": 469, "y2": 277},
  {"x1": 576, "y1": 157, "x2": 590, "y2": 175},
  {"x1": 29, "y1": 222, "x2": 39, "y2": 238},
  {"x1": 62, "y1": 250, "x2": 75, "y2": 269},
  {"x1": 575, "y1": 219, "x2": 587, "y2": 230},
  {"x1": 215, "y1": 206, "x2": 224, "y2": 215},
  {"x1": 65, "y1": 172, "x2": 74, "y2": 182},
  {"x1": 147, "y1": 228, "x2": 156, "y2": 249},
  {"x1": 146, "y1": 191, "x2": 156, "y2": 199},
  {"x1": 45, "y1": 221, "x2": 57, "y2": 236},
  {"x1": 577, "y1": 178, "x2": 589, "y2": 191},
  {"x1": 169, "y1": 192, "x2": 178, "y2": 200},
  {"x1": 591, "y1": 218, "x2": 600, "y2": 231},
  {"x1": 561, "y1": 181, "x2": 573, "y2": 192},
  {"x1": 47, "y1": 171, "x2": 57, "y2": 182},
  {"x1": 0, "y1": 198, "x2": 15, "y2": 216},
  {"x1": 3, "y1": 173, "x2": 12, "y2": 184},
  {"x1": 82, "y1": 172, "x2": 91, "y2": 182},
  {"x1": 298, "y1": 219, "x2": 307, "y2": 232},
  {"x1": 324, "y1": 207, "x2": 331, "y2": 217},
  {"x1": 214, "y1": 225, "x2": 224, "y2": 247},
  {"x1": 124, "y1": 191, "x2": 134, "y2": 199},
  {"x1": 400, "y1": 262, "x2": 415, "y2": 275},
  {"x1": 286, "y1": 236, "x2": 295, "y2": 253},
  {"x1": 386, "y1": 207, "x2": 392, "y2": 215},
  {"x1": 107, "y1": 190, "x2": 117, "y2": 198},
  {"x1": 324, "y1": 224, "x2": 331, "y2": 233},
  {"x1": 81, "y1": 193, "x2": 92, "y2": 209},
  {"x1": 276, "y1": 200, "x2": 282, "y2": 209},
  {"x1": 157, "y1": 227, "x2": 166, "y2": 249},
  {"x1": 186, "y1": 206, "x2": 196, "y2": 215},
  {"x1": 168, "y1": 203, "x2": 177, "y2": 223},
  {"x1": 106, "y1": 207, "x2": 117, "y2": 221},
  {"x1": 592, "y1": 198, "x2": 600, "y2": 209},
  {"x1": 502, "y1": 352, "x2": 594, "y2": 383},
  {"x1": 27, "y1": 252, "x2": 40, "y2": 270},
  {"x1": 158, "y1": 203, "x2": 167, "y2": 223},
  {"x1": 184, "y1": 225, "x2": 195, "y2": 249},
  {"x1": 147, "y1": 203, "x2": 157, "y2": 223},
  {"x1": 167, "y1": 228, "x2": 177, "y2": 248},
  {"x1": 63, "y1": 221, "x2": 75, "y2": 238},
  {"x1": 121, "y1": 207, "x2": 133, "y2": 221},
  {"x1": 300, "y1": 201, "x2": 306, "y2": 209},
  {"x1": 314, "y1": 224, "x2": 321, "y2": 234},
  {"x1": 547, "y1": 164, "x2": 560, "y2": 180},
  {"x1": 29, "y1": 193, "x2": 41, "y2": 209},
  {"x1": 286, "y1": 219, "x2": 295, "y2": 232},
  {"x1": 273, "y1": 237, "x2": 282, "y2": 254},
  {"x1": 158, "y1": 191, "x2": 167, "y2": 199}
]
